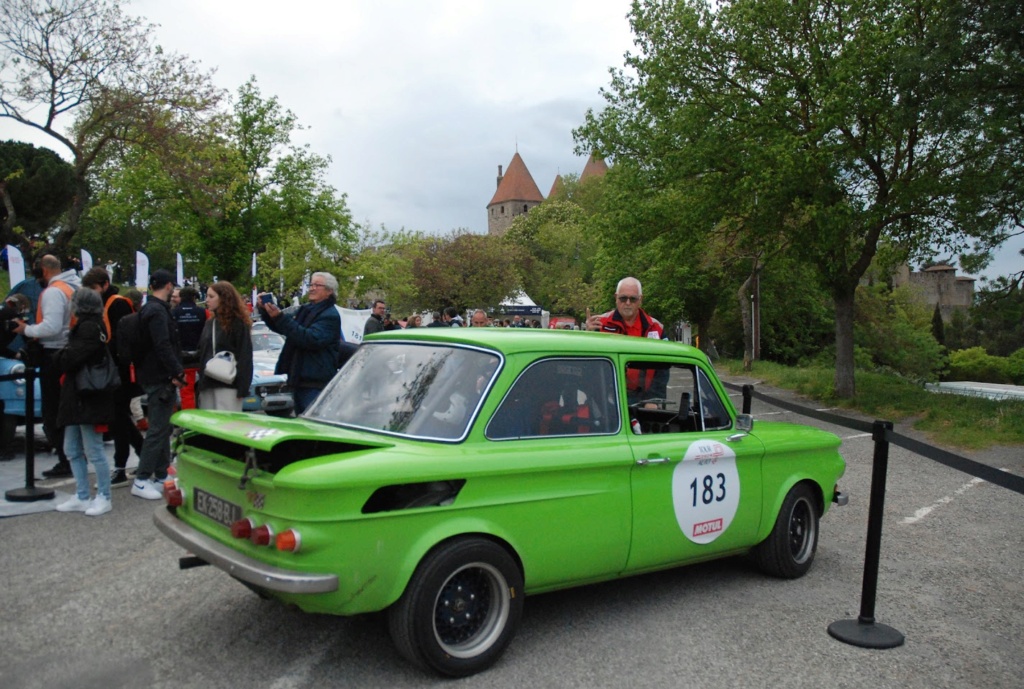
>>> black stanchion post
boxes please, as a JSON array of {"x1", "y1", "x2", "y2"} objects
[
  {"x1": 742, "y1": 384, "x2": 752, "y2": 415},
  {"x1": 5, "y1": 367, "x2": 54, "y2": 503},
  {"x1": 828, "y1": 419, "x2": 904, "y2": 648}
]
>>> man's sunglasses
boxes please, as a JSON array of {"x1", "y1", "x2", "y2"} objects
[{"x1": 617, "y1": 295, "x2": 640, "y2": 303}]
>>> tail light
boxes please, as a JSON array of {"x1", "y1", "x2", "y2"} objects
[
  {"x1": 251, "y1": 524, "x2": 274, "y2": 546},
  {"x1": 275, "y1": 528, "x2": 302, "y2": 553},
  {"x1": 165, "y1": 487, "x2": 184, "y2": 507},
  {"x1": 231, "y1": 518, "x2": 254, "y2": 539}
]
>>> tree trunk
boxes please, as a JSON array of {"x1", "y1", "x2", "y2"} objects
[
  {"x1": 833, "y1": 287, "x2": 857, "y2": 398},
  {"x1": 738, "y1": 274, "x2": 753, "y2": 371},
  {"x1": 55, "y1": 171, "x2": 89, "y2": 256},
  {"x1": 0, "y1": 181, "x2": 15, "y2": 237}
]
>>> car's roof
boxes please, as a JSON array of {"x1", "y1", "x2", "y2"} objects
[{"x1": 365, "y1": 327, "x2": 706, "y2": 360}]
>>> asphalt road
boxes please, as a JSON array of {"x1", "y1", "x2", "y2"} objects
[{"x1": 1, "y1": 381, "x2": 1021, "y2": 689}]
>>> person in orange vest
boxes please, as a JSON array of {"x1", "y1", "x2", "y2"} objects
[
  {"x1": 13, "y1": 254, "x2": 81, "y2": 478},
  {"x1": 81, "y1": 267, "x2": 143, "y2": 487}
]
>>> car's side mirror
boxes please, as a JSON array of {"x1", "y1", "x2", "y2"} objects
[{"x1": 735, "y1": 414, "x2": 753, "y2": 433}]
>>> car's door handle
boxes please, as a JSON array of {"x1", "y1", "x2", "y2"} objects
[{"x1": 636, "y1": 457, "x2": 672, "y2": 465}]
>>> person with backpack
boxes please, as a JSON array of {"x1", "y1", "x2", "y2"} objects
[
  {"x1": 53, "y1": 288, "x2": 116, "y2": 516},
  {"x1": 12, "y1": 254, "x2": 81, "y2": 479},
  {"x1": 130, "y1": 270, "x2": 185, "y2": 501},
  {"x1": 81, "y1": 267, "x2": 142, "y2": 487}
]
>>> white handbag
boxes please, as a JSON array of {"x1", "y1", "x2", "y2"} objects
[{"x1": 204, "y1": 325, "x2": 237, "y2": 384}]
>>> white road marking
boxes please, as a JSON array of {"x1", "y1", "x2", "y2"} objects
[
  {"x1": 901, "y1": 475, "x2": 995, "y2": 524},
  {"x1": 756, "y1": 411, "x2": 787, "y2": 416},
  {"x1": 842, "y1": 433, "x2": 872, "y2": 440}
]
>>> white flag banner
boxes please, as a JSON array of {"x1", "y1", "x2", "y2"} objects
[
  {"x1": 80, "y1": 249, "x2": 93, "y2": 272},
  {"x1": 252, "y1": 252, "x2": 257, "y2": 279},
  {"x1": 135, "y1": 251, "x2": 149, "y2": 290},
  {"x1": 337, "y1": 306, "x2": 372, "y2": 345},
  {"x1": 176, "y1": 253, "x2": 184, "y2": 287},
  {"x1": 6, "y1": 245, "x2": 25, "y2": 287},
  {"x1": 252, "y1": 287, "x2": 258, "y2": 315}
]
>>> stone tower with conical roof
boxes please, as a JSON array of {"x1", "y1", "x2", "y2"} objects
[{"x1": 487, "y1": 152, "x2": 544, "y2": 235}]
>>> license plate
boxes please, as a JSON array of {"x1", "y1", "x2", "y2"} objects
[{"x1": 193, "y1": 488, "x2": 243, "y2": 528}]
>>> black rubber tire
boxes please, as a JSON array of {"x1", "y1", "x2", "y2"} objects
[
  {"x1": 752, "y1": 483, "x2": 819, "y2": 579},
  {"x1": 388, "y1": 538, "x2": 523, "y2": 677}
]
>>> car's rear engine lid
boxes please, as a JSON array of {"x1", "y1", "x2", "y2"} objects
[{"x1": 173, "y1": 410, "x2": 394, "y2": 473}]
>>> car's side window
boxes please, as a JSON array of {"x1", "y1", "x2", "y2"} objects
[
  {"x1": 486, "y1": 358, "x2": 620, "y2": 440},
  {"x1": 625, "y1": 362, "x2": 732, "y2": 434}
]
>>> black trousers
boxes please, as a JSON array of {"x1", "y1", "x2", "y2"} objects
[{"x1": 40, "y1": 349, "x2": 67, "y2": 463}]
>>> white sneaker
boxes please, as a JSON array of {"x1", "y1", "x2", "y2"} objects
[
  {"x1": 131, "y1": 479, "x2": 162, "y2": 500},
  {"x1": 85, "y1": 495, "x2": 112, "y2": 516},
  {"x1": 56, "y1": 496, "x2": 91, "y2": 513}
]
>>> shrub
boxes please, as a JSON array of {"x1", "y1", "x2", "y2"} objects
[{"x1": 947, "y1": 347, "x2": 1014, "y2": 383}]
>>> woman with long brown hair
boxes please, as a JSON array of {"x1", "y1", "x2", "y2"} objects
[{"x1": 196, "y1": 281, "x2": 254, "y2": 411}]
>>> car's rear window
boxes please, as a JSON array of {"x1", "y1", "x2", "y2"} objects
[{"x1": 305, "y1": 342, "x2": 500, "y2": 441}]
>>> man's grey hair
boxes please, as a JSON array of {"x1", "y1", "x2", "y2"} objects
[
  {"x1": 311, "y1": 272, "x2": 338, "y2": 294},
  {"x1": 616, "y1": 276, "x2": 642, "y2": 296},
  {"x1": 71, "y1": 285, "x2": 104, "y2": 317}
]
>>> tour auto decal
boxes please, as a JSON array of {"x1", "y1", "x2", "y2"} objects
[{"x1": 671, "y1": 439, "x2": 740, "y2": 544}]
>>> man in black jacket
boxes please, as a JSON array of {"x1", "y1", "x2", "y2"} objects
[{"x1": 130, "y1": 269, "x2": 185, "y2": 500}]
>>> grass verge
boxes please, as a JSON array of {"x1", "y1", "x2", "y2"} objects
[{"x1": 719, "y1": 359, "x2": 1024, "y2": 450}]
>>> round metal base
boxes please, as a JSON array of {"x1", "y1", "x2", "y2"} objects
[
  {"x1": 5, "y1": 486, "x2": 56, "y2": 502},
  {"x1": 828, "y1": 619, "x2": 905, "y2": 649}
]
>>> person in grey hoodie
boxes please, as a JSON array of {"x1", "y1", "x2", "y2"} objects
[{"x1": 13, "y1": 254, "x2": 81, "y2": 478}]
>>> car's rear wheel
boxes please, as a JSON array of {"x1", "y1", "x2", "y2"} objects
[
  {"x1": 388, "y1": 538, "x2": 523, "y2": 677},
  {"x1": 753, "y1": 483, "x2": 819, "y2": 578}
]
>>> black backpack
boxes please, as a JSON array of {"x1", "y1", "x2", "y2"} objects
[{"x1": 115, "y1": 311, "x2": 146, "y2": 366}]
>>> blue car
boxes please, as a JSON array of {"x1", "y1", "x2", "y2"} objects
[
  {"x1": 0, "y1": 358, "x2": 42, "y2": 452},
  {"x1": 242, "y1": 331, "x2": 292, "y2": 416}
]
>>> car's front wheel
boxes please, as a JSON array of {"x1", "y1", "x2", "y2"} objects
[
  {"x1": 388, "y1": 538, "x2": 523, "y2": 677},
  {"x1": 752, "y1": 483, "x2": 819, "y2": 578}
]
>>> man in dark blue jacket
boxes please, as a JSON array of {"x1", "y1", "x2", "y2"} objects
[{"x1": 259, "y1": 272, "x2": 341, "y2": 414}]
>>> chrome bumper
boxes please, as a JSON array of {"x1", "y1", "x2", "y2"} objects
[{"x1": 153, "y1": 507, "x2": 338, "y2": 594}]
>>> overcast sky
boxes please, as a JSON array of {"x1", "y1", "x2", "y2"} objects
[{"x1": 2, "y1": 0, "x2": 1020, "y2": 282}]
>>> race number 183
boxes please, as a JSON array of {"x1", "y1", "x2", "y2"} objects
[{"x1": 672, "y1": 441, "x2": 740, "y2": 545}]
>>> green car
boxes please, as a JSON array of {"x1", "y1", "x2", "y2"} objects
[{"x1": 155, "y1": 329, "x2": 847, "y2": 676}]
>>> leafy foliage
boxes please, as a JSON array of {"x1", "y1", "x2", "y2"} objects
[
  {"x1": 0, "y1": 140, "x2": 75, "y2": 247},
  {"x1": 0, "y1": 0, "x2": 222, "y2": 255},
  {"x1": 854, "y1": 284, "x2": 947, "y2": 381},
  {"x1": 574, "y1": 0, "x2": 1022, "y2": 396}
]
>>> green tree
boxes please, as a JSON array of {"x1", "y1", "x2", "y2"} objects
[
  {"x1": 0, "y1": 0, "x2": 222, "y2": 255},
  {"x1": 212, "y1": 77, "x2": 355, "y2": 285},
  {"x1": 412, "y1": 230, "x2": 522, "y2": 313},
  {"x1": 575, "y1": 0, "x2": 1021, "y2": 396},
  {"x1": 0, "y1": 140, "x2": 75, "y2": 250},
  {"x1": 503, "y1": 199, "x2": 601, "y2": 317}
]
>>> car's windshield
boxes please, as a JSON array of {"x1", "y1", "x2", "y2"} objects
[{"x1": 306, "y1": 343, "x2": 501, "y2": 441}]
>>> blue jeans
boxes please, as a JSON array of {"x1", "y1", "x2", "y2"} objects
[
  {"x1": 64, "y1": 424, "x2": 111, "y2": 500},
  {"x1": 138, "y1": 382, "x2": 176, "y2": 481}
]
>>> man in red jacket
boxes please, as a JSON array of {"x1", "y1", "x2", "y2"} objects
[
  {"x1": 586, "y1": 277, "x2": 664, "y2": 339},
  {"x1": 586, "y1": 277, "x2": 667, "y2": 410}
]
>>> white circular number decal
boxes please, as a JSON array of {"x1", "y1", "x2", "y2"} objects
[{"x1": 672, "y1": 440, "x2": 740, "y2": 544}]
